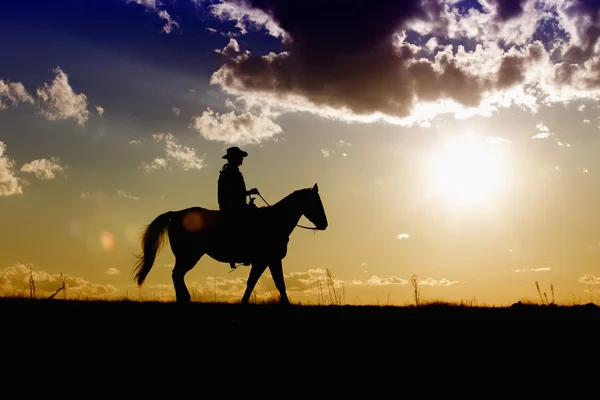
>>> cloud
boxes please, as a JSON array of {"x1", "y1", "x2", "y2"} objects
[
  {"x1": 189, "y1": 107, "x2": 282, "y2": 145},
  {"x1": 126, "y1": 0, "x2": 158, "y2": 9},
  {"x1": 20, "y1": 157, "x2": 65, "y2": 180},
  {"x1": 116, "y1": 189, "x2": 140, "y2": 200},
  {"x1": 514, "y1": 267, "x2": 551, "y2": 272},
  {"x1": 0, "y1": 80, "x2": 34, "y2": 109},
  {"x1": 208, "y1": 0, "x2": 287, "y2": 38},
  {"x1": 397, "y1": 233, "x2": 410, "y2": 240},
  {"x1": 96, "y1": 106, "x2": 104, "y2": 116},
  {"x1": 158, "y1": 10, "x2": 179, "y2": 34},
  {"x1": 0, "y1": 141, "x2": 23, "y2": 196},
  {"x1": 141, "y1": 133, "x2": 204, "y2": 172},
  {"x1": 141, "y1": 157, "x2": 168, "y2": 172},
  {"x1": 364, "y1": 275, "x2": 409, "y2": 286},
  {"x1": 487, "y1": 136, "x2": 512, "y2": 145},
  {"x1": 36, "y1": 67, "x2": 89, "y2": 126},
  {"x1": 418, "y1": 277, "x2": 461, "y2": 286},
  {"x1": 172, "y1": 107, "x2": 181, "y2": 115},
  {"x1": 578, "y1": 274, "x2": 600, "y2": 285},
  {"x1": 104, "y1": 268, "x2": 121, "y2": 275},
  {"x1": 216, "y1": 38, "x2": 240, "y2": 56},
  {"x1": 532, "y1": 122, "x2": 552, "y2": 139},
  {"x1": 126, "y1": 0, "x2": 179, "y2": 34},
  {"x1": 0, "y1": 263, "x2": 118, "y2": 298},
  {"x1": 206, "y1": 0, "x2": 600, "y2": 126}
]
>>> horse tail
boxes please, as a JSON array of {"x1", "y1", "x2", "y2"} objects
[{"x1": 134, "y1": 211, "x2": 172, "y2": 287}]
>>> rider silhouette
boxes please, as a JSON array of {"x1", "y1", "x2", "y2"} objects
[{"x1": 218, "y1": 146, "x2": 259, "y2": 269}]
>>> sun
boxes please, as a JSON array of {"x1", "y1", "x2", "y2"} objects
[{"x1": 426, "y1": 134, "x2": 507, "y2": 207}]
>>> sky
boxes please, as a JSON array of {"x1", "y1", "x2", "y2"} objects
[{"x1": 2, "y1": 0, "x2": 600, "y2": 306}]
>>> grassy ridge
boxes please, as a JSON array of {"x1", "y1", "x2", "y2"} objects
[{"x1": 2, "y1": 297, "x2": 599, "y2": 321}]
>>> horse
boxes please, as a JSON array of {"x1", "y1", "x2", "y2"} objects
[{"x1": 133, "y1": 183, "x2": 328, "y2": 304}]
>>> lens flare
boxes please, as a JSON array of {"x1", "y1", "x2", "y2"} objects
[
  {"x1": 100, "y1": 231, "x2": 115, "y2": 251},
  {"x1": 183, "y1": 211, "x2": 205, "y2": 232}
]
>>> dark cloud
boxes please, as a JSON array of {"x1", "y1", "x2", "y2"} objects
[
  {"x1": 211, "y1": 0, "x2": 537, "y2": 120},
  {"x1": 208, "y1": 0, "x2": 600, "y2": 121},
  {"x1": 488, "y1": 0, "x2": 527, "y2": 22},
  {"x1": 561, "y1": 0, "x2": 600, "y2": 63}
]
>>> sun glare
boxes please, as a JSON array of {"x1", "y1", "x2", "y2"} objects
[{"x1": 426, "y1": 134, "x2": 506, "y2": 207}]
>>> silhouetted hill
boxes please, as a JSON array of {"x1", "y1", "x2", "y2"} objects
[{"x1": 2, "y1": 297, "x2": 599, "y2": 324}]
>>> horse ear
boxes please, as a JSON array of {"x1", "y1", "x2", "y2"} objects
[{"x1": 312, "y1": 183, "x2": 318, "y2": 192}]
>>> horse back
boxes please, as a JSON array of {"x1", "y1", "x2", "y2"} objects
[{"x1": 179, "y1": 207, "x2": 220, "y2": 233}]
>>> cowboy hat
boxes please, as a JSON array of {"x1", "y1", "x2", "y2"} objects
[{"x1": 222, "y1": 146, "x2": 248, "y2": 159}]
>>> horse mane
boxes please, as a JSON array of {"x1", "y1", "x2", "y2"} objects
[{"x1": 270, "y1": 187, "x2": 310, "y2": 209}]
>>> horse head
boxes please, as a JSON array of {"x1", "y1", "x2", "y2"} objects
[{"x1": 303, "y1": 183, "x2": 328, "y2": 230}]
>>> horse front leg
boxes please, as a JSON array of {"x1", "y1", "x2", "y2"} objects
[
  {"x1": 241, "y1": 262, "x2": 267, "y2": 305},
  {"x1": 268, "y1": 259, "x2": 290, "y2": 305}
]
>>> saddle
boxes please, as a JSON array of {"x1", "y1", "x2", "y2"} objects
[
  {"x1": 218, "y1": 206, "x2": 260, "y2": 266},
  {"x1": 217, "y1": 206, "x2": 288, "y2": 268}
]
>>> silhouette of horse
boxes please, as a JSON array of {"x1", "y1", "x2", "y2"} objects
[{"x1": 133, "y1": 183, "x2": 328, "y2": 304}]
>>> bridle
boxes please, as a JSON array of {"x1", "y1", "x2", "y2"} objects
[{"x1": 255, "y1": 193, "x2": 320, "y2": 231}]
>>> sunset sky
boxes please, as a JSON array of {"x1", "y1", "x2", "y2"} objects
[{"x1": 2, "y1": 0, "x2": 600, "y2": 306}]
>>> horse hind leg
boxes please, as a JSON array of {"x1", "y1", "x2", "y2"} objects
[
  {"x1": 268, "y1": 259, "x2": 290, "y2": 305},
  {"x1": 172, "y1": 254, "x2": 202, "y2": 303}
]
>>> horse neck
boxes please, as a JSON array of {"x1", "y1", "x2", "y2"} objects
[{"x1": 271, "y1": 191, "x2": 304, "y2": 236}]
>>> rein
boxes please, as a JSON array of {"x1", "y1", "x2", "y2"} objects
[{"x1": 255, "y1": 193, "x2": 319, "y2": 231}]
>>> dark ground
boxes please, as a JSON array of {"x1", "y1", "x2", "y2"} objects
[{"x1": 2, "y1": 297, "x2": 599, "y2": 323}]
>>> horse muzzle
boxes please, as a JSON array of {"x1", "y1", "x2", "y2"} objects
[{"x1": 317, "y1": 222, "x2": 328, "y2": 230}]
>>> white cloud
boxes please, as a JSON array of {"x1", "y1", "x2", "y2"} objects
[
  {"x1": 172, "y1": 107, "x2": 181, "y2": 115},
  {"x1": 514, "y1": 267, "x2": 551, "y2": 272},
  {"x1": 532, "y1": 122, "x2": 552, "y2": 139},
  {"x1": 126, "y1": 0, "x2": 158, "y2": 10},
  {"x1": 321, "y1": 149, "x2": 331, "y2": 157},
  {"x1": 0, "y1": 141, "x2": 23, "y2": 196},
  {"x1": 36, "y1": 67, "x2": 89, "y2": 126},
  {"x1": 0, "y1": 80, "x2": 34, "y2": 109},
  {"x1": 96, "y1": 106, "x2": 104, "y2": 116},
  {"x1": 116, "y1": 189, "x2": 140, "y2": 200},
  {"x1": 190, "y1": 107, "x2": 282, "y2": 145},
  {"x1": 364, "y1": 275, "x2": 408, "y2": 286},
  {"x1": 579, "y1": 274, "x2": 600, "y2": 285},
  {"x1": 208, "y1": 1, "x2": 287, "y2": 38},
  {"x1": 158, "y1": 10, "x2": 179, "y2": 34},
  {"x1": 141, "y1": 133, "x2": 204, "y2": 172},
  {"x1": 0, "y1": 263, "x2": 118, "y2": 298},
  {"x1": 215, "y1": 38, "x2": 242, "y2": 57},
  {"x1": 487, "y1": 136, "x2": 512, "y2": 145},
  {"x1": 104, "y1": 268, "x2": 121, "y2": 275},
  {"x1": 397, "y1": 233, "x2": 410, "y2": 240},
  {"x1": 141, "y1": 157, "x2": 168, "y2": 172},
  {"x1": 20, "y1": 157, "x2": 65, "y2": 180}
]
